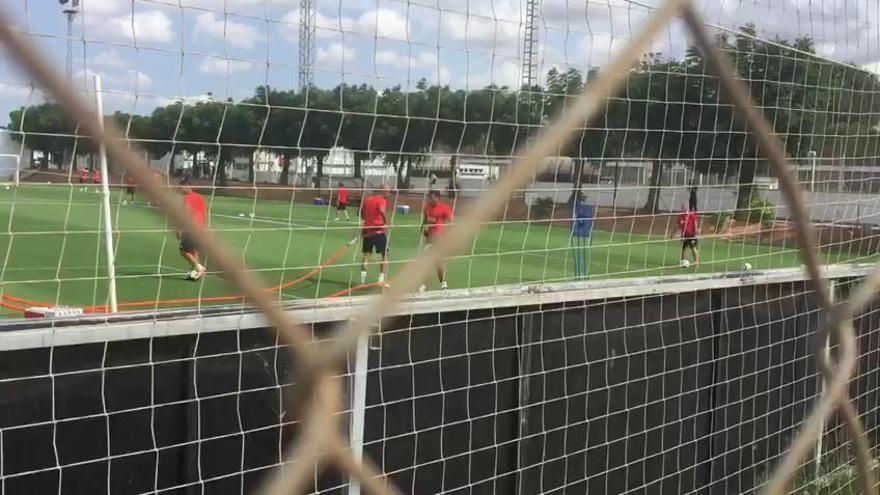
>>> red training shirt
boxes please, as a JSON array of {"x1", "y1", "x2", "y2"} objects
[
  {"x1": 424, "y1": 201, "x2": 453, "y2": 238},
  {"x1": 338, "y1": 186, "x2": 348, "y2": 204},
  {"x1": 126, "y1": 176, "x2": 137, "y2": 187},
  {"x1": 78, "y1": 169, "x2": 89, "y2": 180},
  {"x1": 360, "y1": 195, "x2": 387, "y2": 237},
  {"x1": 679, "y1": 210, "x2": 698, "y2": 237},
  {"x1": 92, "y1": 170, "x2": 102, "y2": 184},
  {"x1": 184, "y1": 191, "x2": 207, "y2": 229}
]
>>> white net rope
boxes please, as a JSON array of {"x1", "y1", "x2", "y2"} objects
[{"x1": 0, "y1": 1, "x2": 880, "y2": 495}]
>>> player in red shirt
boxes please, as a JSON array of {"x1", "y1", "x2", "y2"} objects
[
  {"x1": 670, "y1": 204, "x2": 700, "y2": 267},
  {"x1": 124, "y1": 174, "x2": 137, "y2": 204},
  {"x1": 420, "y1": 190, "x2": 453, "y2": 291},
  {"x1": 359, "y1": 185, "x2": 391, "y2": 285},
  {"x1": 92, "y1": 169, "x2": 102, "y2": 184},
  {"x1": 335, "y1": 182, "x2": 350, "y2": 221},
  {"x1": 178, "y1": 178, "x2": 208, "y2": 281},
  {"x1": 77, "y1": 168, "x2": 89, "y2": 191}
]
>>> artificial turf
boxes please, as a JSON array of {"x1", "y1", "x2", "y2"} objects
[{"x1": 0, "y1": 184, "x2": 865, "y2": 315}]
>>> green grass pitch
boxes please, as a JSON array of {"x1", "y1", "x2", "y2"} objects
[{"x1": 0, "y1": 184, "x2": 862, "y2": 315}]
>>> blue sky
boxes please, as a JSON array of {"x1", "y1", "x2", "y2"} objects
[{"x1": 1, "y1": 0, "x2": 879, "y2": 120}]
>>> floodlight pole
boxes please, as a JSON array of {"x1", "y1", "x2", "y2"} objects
[{"x1": 93, "y1": 75, "x2": 118, "y2": 313}]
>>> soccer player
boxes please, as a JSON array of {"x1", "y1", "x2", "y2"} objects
[
  {"x1": 77, "y1": 168, "x2": 89, "y2": 191},
  {"x1": 420, "y1": 190, "x2": 453, "y2": 292},
  {"x1": 670, "y1": 204, "x2": 700, "y2": 268},
  {"x1": 335, "y1": 182, "x2": 349, "y2": 221},
  {"x1": 124, "y1": 174, "x2": 137, "y2": 204},
  {"x1": 359, "y1": 185, "x2": 391, "y2": 286},
  {"x1": 92, "y1": 168, "x2": 102, "y2": 194},
  {"x1": 178, "y1": 178, "x2": 207, "y2": 281}
]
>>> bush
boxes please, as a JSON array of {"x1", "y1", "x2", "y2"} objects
[
  {"x1": 747, "y1": 195, "x2": 776, "y2": 225},
  {"x1": 530, "y1": 197, "x2": 556, "y2": 219}
]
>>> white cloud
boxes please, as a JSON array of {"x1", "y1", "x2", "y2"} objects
[
  {"x1": 279, "y1": 10, "x2": 356, "y2": 41},
  {"x1": 195, "y1": 12, "x2": 262, "y2": 49},
  {"x1": 440, "y1": 9, "x2": 520, "y2": 55},
  {"x1": 157, "y1": 94, "x2": 216, "y2": 107},
  {"x1": 580, "y1": 33, "x2": 627, "y2": 67},
  {"x1": 0, "y1": 82, "x2": 40, "y2": 102},
  {"x1": 317, "y1": 43, "x2": 355, "y2": 65},
  {"x1": 83, "y1": 8, "x2": 174, "y2": 44},
  {"x1": 373, "y1": 50, "x2": 450, "y2": 83},
  {"x1": 467, "y1": 60, "x2": 521, "y2": 88},
  {"x1": 91, "y1": 50, "x2": 128, "y2": 69},
  {"x1": 280, "y1": 7, "x2": 410, "y2": 41},
  {"x1": 75, "y1": 68, "x2": 152, "y2": 90},
  {"x1": 199, "y1": 57, "x2": 254, "y2": 74},
  {"x1": 357, "y1": 8, "x2": 410, "y2": 40},
  {"x1": 375, "y1": 50, "x2": 438, "y2": 69}
]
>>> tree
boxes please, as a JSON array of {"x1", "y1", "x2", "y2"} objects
[{"x1": 8, "y1": 103, "x2": 75, "y2": 169}]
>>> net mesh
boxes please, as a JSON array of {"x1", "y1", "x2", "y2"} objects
[{"x1": 0, "y1": 0, "x2": 879, "y2": 494}]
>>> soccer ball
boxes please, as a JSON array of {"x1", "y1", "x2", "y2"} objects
[
  {"x1": 680, "y1": 259, "x2": 690, "y2": 268},
  {"x1": 249, "y1": 212, "x2": 255, "y2": 218},
  {"x1": 743, "y1": 262, "x2": 753, "y2": 271}
]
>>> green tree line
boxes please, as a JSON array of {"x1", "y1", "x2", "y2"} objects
[{"x1": 8, "y1": 25, "x2": 880, "y2": 215}]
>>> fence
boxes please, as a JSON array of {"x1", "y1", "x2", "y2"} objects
[{"x1": 1, "y1": 266, "x2": 877, "y2": 494}]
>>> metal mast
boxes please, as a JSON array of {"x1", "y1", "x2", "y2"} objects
[
  {"x1": 61, "y1": 0, "x2": 80, "y2": 82},
  {"x1": 298, "y1": 0, "x2": 316, "y2": 90},
  {"x1": 520, "y1": 0, "x2": 539, "y2": 89}
]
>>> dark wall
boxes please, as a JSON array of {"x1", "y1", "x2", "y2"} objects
[{"x1": 0, "y1": 281, "x2": 870, "y2": 495}]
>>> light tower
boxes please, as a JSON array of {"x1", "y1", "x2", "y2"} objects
[
  {"x1": 60, "y1": 0, "x2": 80, "y2": 83},
  {"x1": 520, "y1": 0, "x2": 539, "y2": 90},
  {"x1": 298, "y1": 0, "x2": 316, "y2": 90}
]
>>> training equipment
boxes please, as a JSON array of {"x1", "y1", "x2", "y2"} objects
[{"x1": 4, "y1": 2, "x2": 880, "y2": 495}]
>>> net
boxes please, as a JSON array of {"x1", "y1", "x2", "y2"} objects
[
  {"x1": 2, "y1": 1, "x2": 880, "y2": 495},
  {"x1": 0, "y1": 268, "x2": 877, "y2": 494},
  {"x1": 0, "y1": 0, "x2": 877, "y2": 316}
]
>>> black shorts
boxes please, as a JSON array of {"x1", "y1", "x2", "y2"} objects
[
  {"x1": 362, "y1": 233, "x2": 388, "y2": 255},
  {"x1": 126, "y1": 186, "x2": 136, "y2": 195},
  {"x1": 337, "y1": 201, "x2": 347, "y2": 211},
  {"x1": 179, "y1": 234, "x2": 197, "y2": 254},
  {"x1": 681, "y1": 236, "x2": 698, "y2": 249}
]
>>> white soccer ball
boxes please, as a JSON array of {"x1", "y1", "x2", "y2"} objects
[
  {"x1": 743, "y1": 262, "x2": 753, "y2": 271},
  {"x1": 249, "y1": 212, "x2": 255, "y2": 218},
  {"x1": 680, "y1": 259, "x2": 690, "y2": 268}
]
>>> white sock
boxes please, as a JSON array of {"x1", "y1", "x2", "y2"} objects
[
  {"x1": 440, "y1": 281, "x2": 448, "y2": 290},
  {"x1": 360, "y1": 271, "x2": 367, "y2": 284},
  {"x1": 378, "y1": 272, "x2": 386, "y2": 283}
]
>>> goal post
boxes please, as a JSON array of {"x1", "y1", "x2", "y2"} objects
[{"x1": 93, "y1": 74, "x2": 118, "y2": 314}]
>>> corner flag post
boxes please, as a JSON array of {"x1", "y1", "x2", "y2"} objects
[
  {"x1": 93, "y1": 75, "x2": 118, "y2": 313},
  {"x1": 571, "y1": 202, "x2": 594, "y2": 280}
]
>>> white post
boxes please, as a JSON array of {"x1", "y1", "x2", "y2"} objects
[
  {"x1": 815, "y1": 280, "x2": 834, "y2": 475},
  {"x1": 808, "y1": 150, "x2": 817, "y2": 192},
  {"x1": 93, "y1": 75, "x2": 118, "y2": 313},
  {"x1": 348, "y1": 333, "x2": 370, "y2": 495}
]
